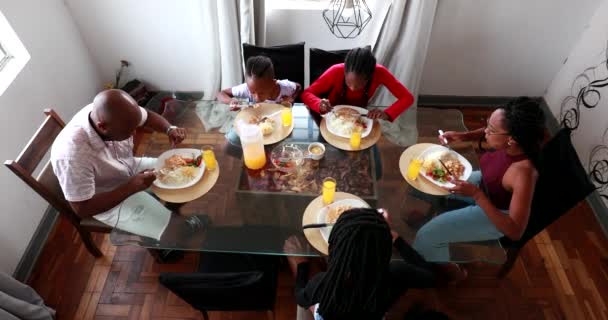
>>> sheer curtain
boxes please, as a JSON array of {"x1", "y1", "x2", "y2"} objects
[
  {"x1": 368, "y1": 0, "x2": 438, "y2": 146},
  {"x1": 200, "y1": 0, "x2": 265, "y2": 99}
]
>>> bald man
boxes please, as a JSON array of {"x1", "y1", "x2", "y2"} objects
[{"x1": 50, "y1": 89, "x2": 186, "y2": 225}]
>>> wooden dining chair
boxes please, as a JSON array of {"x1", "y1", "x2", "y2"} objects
[{"x1": 4, "y1": 109, "x2": 111, "y2": 257}]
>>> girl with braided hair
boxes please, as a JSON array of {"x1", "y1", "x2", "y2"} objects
[
  {"x1": 286, "y1": 208, "x2": 436, "y2": 320},
  {"x1": 414, "y1": 97, "x2": 545, "y2": 268},
  {"x1": 301, "y1": 47, "x2": 414, "y2": 121}
]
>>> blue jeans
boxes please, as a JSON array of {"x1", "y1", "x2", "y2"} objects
[
  {"x1": 225, "y1": 127, "x2": 241, "y2": 147},
  {"x1": 413, "y1": 171, "x2": 507, "y2": 262}
]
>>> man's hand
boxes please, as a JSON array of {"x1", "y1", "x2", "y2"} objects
[
  {"x1": 127, "y1": 170, "x2": 156, "y2": 193},
  {"x1": 367, "y1": 109, "x2": 390, "y2": 121},
  {"x1": 168, "y1": 127, "x2": 186, "y2": 146},
  {"x1": 319, "y1": 99, "x2": 333, "y2": 114}
]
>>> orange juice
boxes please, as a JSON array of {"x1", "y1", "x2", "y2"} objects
[
  {"x1": 281, "y1": 108, "x2": 292, "y2": 127},
  {"x1": 350, "y1": 129, "x2": 362, "y2": 149},
  {"x1": 203, "y1": 148, "x2": 217, "y2": 170},
  {"x1": 322, "y1": 178, "x2": 337, "y2": 205},
  {"x1": 407, "y1": 158, "x2": 423, "y2": 180},
  {"x1": 243, "y1": 145, "x2": 266, "y2": 170}
]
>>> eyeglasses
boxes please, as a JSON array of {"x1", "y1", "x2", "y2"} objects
[{"x1": 485, "y1": 119, "x2": 510, "y2": 136}]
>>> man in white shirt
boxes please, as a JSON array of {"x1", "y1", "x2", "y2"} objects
[{"x1": 51, "y1": 89, "x2": 186, "y2": 225}]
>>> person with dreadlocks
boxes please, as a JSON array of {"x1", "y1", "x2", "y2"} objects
[
  {"x1": 414, "y1": 97, "x2": 545, "y2": 270},
  {"x1": 286, "y1": 208, "x2": 436, "y2": 320},
  {"x1": 217, "y1": 55, "x2": 301, "y2": 145},
  {"x1": 301, "y1": 47, "x2": 414, "y2": 121}
]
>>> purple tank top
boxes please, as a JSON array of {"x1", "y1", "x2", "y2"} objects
[{"x1": 480, "y1": 150, "x2": 528, "y2": 210}]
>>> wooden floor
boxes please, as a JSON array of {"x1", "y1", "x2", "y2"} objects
[{"x1": 27, "y1": 107, "x2": 608, "y2": 320}]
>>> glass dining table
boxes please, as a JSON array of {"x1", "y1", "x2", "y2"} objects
[{"x1": 110, "y1": 101, "x2": 506, "y2": 264}]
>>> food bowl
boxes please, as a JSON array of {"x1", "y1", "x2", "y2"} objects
[
  {"x1": 270, "y1": 143, "x2": 304, "y2": 173},
  {"x1": 308, "y1": 143, "x2": 326, "y2": 160}
]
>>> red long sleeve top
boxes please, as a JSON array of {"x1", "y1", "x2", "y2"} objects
[{"x1": 301, "y1": 63, "x2": 414, "y2": 121}]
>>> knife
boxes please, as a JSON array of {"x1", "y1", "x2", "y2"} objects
[
  {"x1": 302, "y1": 223, "x2": 335, "y2": 229},
  {"x1": 438, "y1": 158, "x2": 455, "y2": 178}
]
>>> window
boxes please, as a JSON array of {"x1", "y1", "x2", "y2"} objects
[{"x1": 0, "y1": 10, "x2": 30, "y2": 96}]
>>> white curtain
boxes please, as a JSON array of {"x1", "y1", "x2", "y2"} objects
[
  {"x1": 368, "y1": 0, "x2": 438, "y2": 146},
  {"x1": 200, "y1": 0, "x2": 264, "y2": 99}
]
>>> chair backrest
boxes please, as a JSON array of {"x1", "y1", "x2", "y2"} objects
[
  {"x1": 4, "y1": 109, "x2": 81, "y2": 225},
  {"x1": 159, "y1": 253, "x2": 278, "y2": 312},
  {"x1": 242, "y1": 42, "x2": 305, "y2": 92},
  {"x1": 506, "y1": 128, "x2": 596, "y2": 247},
  {"x1": 309, "y1": 46, "x2": 371, "y2": 85}
]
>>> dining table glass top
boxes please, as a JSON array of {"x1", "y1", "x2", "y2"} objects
[{"x1": 110, "y1": 101, "x2": 506, "y2": 264}]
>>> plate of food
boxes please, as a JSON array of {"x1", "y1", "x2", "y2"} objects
[
  {"x1": 325, "y1": 105, "x2": 373, "y2": 139},
  {"x1": 234, "y1": 103, "x2": 293, "y2": 145},
  {"x1": 317, "y1": 198, "x2": 370, "y2": 242},
  {"x1": 418, "y1": 145, "x2": 472, "y2": 188},
  {"x1": 153, "y1": 148, "x2": 206, "y2": 189}
]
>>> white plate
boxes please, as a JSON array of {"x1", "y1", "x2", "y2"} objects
[
  {"x1": 317, "y1": 198, "x2": 370, "y2": 242},
  {"x1": 417, "y1": 145, "x2": 472, "y2": 188},
  {"x1": 325, "y1": 105, "x2": 374, "y2": 139},
  {"x1": 153, "y1": 148, "x2": 205, "y2": 189}
]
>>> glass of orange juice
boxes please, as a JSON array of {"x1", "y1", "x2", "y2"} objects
[
  {"x1": 350, "y1": 127, "x2": 362, "y2": 149},
  {"x1": 407, "y1": 158, "x2": 424, "y2": 180},
  {"x1": 202, "y1": 145, "x2": 217, "y2": 171},
  {"x1": 322, "y1": 177, "x2": 337, "y2": 205},
  {"x1": 281, "y1": 108, "x2": 292, "y2": 127}
]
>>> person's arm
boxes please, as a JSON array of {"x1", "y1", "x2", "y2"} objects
[
  {"x1": 440, "y1": 127, "x2": 486, "y2": 144},
  {"x1": 294, "y1": 263, "x2": 322, "y2": 308},
  {"x1": 216, "y1": 88, "x2": 235, "y2": 104},
  {"x1": 473, "y1": 165, "x2": 537, "y2": 240},
  {"x1": 142, "y1": 108, "x2": 186, "y2": 146},
  {"x1": 375, "y1": 66, "x2": 414, "y2": 121},
  {"x1": 301, "y1": 65, "x2": 342, "y2": 114},
  {"x1": 53, "y1": 157, "x2": 156, "y2": 218},
  {"x1": 69, "y1": 171, "x2": 155, "y2": 217}
]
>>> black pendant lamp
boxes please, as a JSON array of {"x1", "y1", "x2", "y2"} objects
[{"x1": 323, "y1": 0, "x2": 372, "y2": 39}]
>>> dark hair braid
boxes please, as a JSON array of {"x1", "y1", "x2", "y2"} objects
[
  {"x1": 314, "y1": 208, "x2": 392, "y2": 320},
  {"x1": 342, "y1": 47, "x2": 376, "y2": 104},
  {"x1": 245, "y1": 55, "x2": 274, "y2": 79},
  {"x1": 501, "y1": 97, "x2": 546, "y2": 167}
]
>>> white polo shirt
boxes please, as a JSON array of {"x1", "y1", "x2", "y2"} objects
[{"x1": 50, "y1": 103, "x2": 153, "y2": 225}]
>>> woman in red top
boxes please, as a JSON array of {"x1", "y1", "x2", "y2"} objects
[{"x1": 301, "y1": 47, "x2": 414, "y2": 121}]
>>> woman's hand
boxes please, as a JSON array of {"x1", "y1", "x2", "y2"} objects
[
  {"x1": 367, "y1": 109, "x2": 390, "y2": 121},
  {"x1": 284, "y1": 236, "x2": 310, "y2": 270},
  {"x1": 379, "y1": 208, "x2": 399, "y2": 242},
  {"x1": 446, "y1": 180, "x2": 483, "y2": 198},
  {"x1": 438, "y1": 131, "x2": 466, "y2": 144},
  {"x1": 319, "y1": 99, "x2": 333, "y2": 114}
]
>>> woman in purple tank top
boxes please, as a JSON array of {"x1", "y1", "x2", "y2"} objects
[{"x1": 414, "y1": 97, "x2": 545, "y2": 279}]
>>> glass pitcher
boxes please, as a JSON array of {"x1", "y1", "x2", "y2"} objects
[{"x1": 238, "y1": 121, "x2": 267, "y2": 170}]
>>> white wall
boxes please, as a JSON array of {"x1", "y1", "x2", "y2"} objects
[
  {"x1": 0, "y1": 0, "x2": 101, "y2": 273},
  {"x1": 545, "y1": 0, "x2": 608, "y2": 208},
  {"x1": 65, "y1": 0, "x2": 217, "y2": 93},
  {"x1": 419, "y1": 0, "x2": 601, "y2": 97}
]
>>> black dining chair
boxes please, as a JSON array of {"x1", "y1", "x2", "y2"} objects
[
  {"x1": 159, "y1": 252, "x2": 280, "y2": 320},
  {"x1": 497, "y1": 128, "x2": 596, "y2": 277},
  {"x1": 309, "y1": 46, "x2": 371, "y2": 84},
  {"x1": 242, "y1": 42, "x2": 305, "y2": 94}
]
